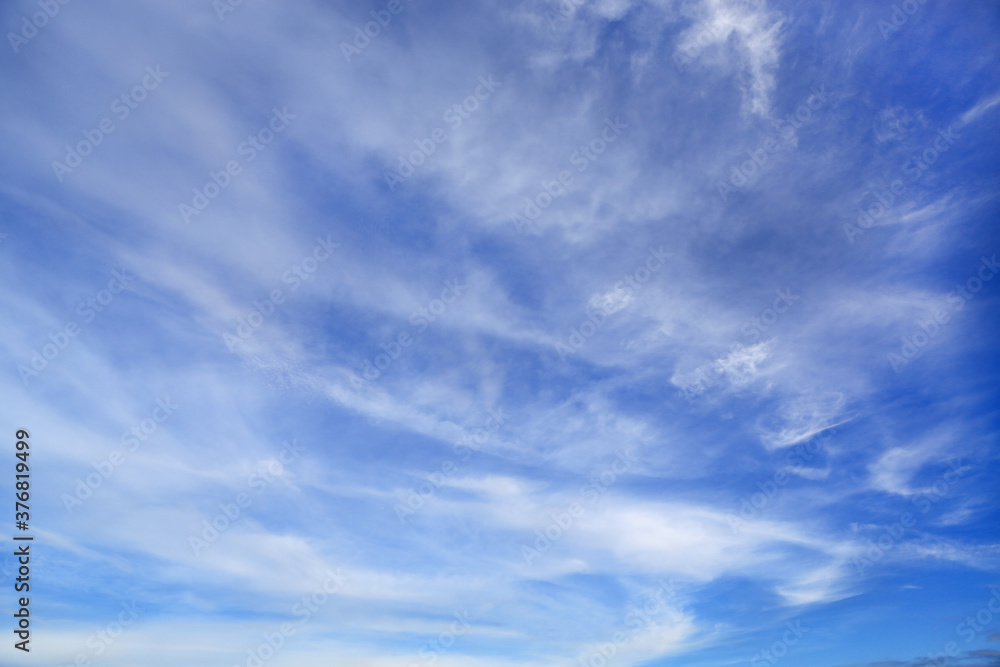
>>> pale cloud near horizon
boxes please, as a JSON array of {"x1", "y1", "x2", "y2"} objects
[{"x1": 1, "y1": 0, "x2": 999, "y2": 665}]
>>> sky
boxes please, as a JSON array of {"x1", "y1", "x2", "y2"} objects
[{"x1": 1, "y1": 0, "x2": 999, "y2": 665}]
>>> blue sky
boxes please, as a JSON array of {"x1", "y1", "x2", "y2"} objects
[{"x1": 1, "y1": 0, "x2": 999, "y2": 665}]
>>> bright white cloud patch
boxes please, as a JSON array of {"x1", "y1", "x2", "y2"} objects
[{"x1": 0, "y1": 0, "x2": 998, "y2": 665}]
